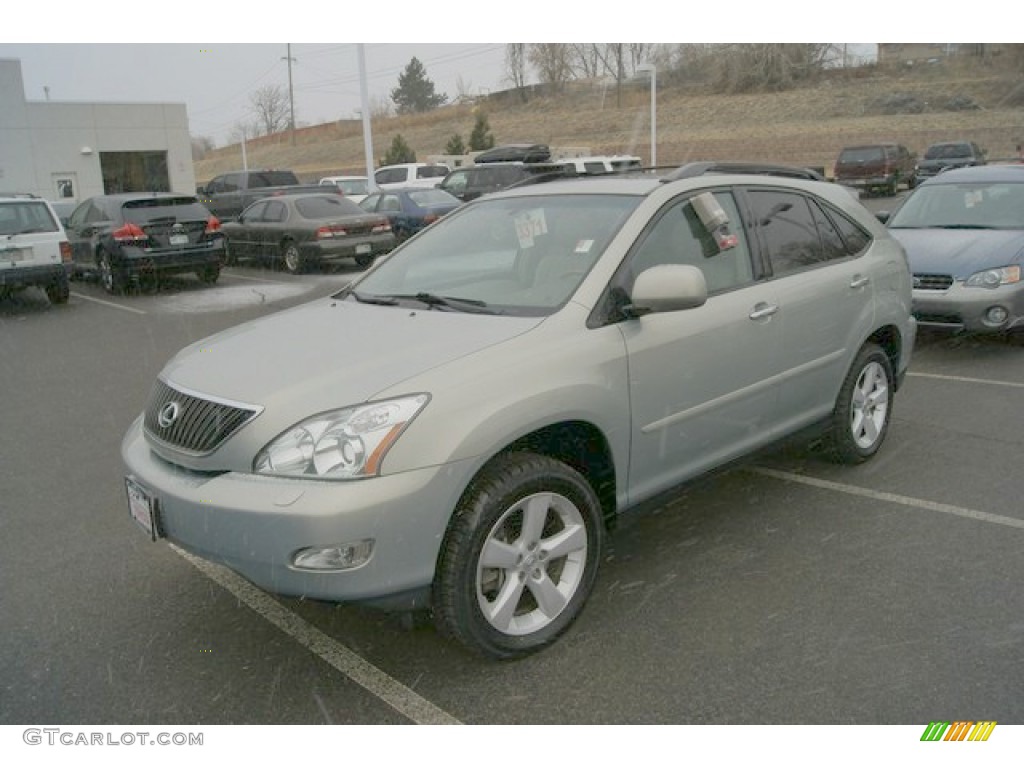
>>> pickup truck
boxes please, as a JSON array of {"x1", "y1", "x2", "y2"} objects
[{"x1": 197, "y1": 170, "x2": 328, "y2": 221}]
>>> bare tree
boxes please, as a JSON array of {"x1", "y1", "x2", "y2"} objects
[
  {"x1": 505, "y1": 44, "x2": 529, "y2": 102},
  {"x1": 529, "y1": 44, "x2": 573, "y2": 91},
  {"x1": 249, "y1": 85, "x2": 290, "y2": 136},
  {"x1": 190, "y1": 135, "x2": 215, "y2": 161}
]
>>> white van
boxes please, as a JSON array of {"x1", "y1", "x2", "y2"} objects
[
  {"x1": 318, "y1": 176, "x2": 369, "y2": 203},
  {"x1": 554, "y1": 155, "x2": 642, "y2": 175}
]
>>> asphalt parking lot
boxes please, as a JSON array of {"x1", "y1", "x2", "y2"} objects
[{"x1": 2, "y1": 247, "x2": 1023, "y2": 727}]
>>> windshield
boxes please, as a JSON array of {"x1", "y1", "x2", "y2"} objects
[
  {"x1": 295, "y1": 196, "x2": 365, "y2": 218},
  {"x1": 888, "y1": 182, "x2": 1024, "y2": 229},
  {"x1": 0, "y1": 201, "x2": 59, "y2": 235},
  {"x1": 122, "y1": 197, "x2": 209, "y2": 223},
  {"x1": 347, "y1": 194, "x2": 640, "y2": 315}
]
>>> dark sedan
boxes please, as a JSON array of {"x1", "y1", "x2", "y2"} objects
[
  {"x1": 221, "y1": 194, "x2": 394, "y2": 273},
  {"x1": 358, "y1": 187, "x2": 461, "y2": 241},
  {"x1": 66, "y1": 193, "x2": 224, "y2": 294}
]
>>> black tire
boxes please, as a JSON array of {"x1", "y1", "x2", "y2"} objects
[
  {"x1": 45, "y1": 275, "x2": 70, "y2": 304},
  {"x1": 97, "y1": 249, "x2": 126, "y2": 295},
  {"x1": 432, "y1": 452, "x2": 604, "y2": 659},
  {"x1": 355, "y1": 252, "x2": 375, "y2": 269},
  {"x1": 197, "y1": 265, "x2": 220, "y2": 284},
  {"x1": 825, "y1": 343, "x2": 894, "y2": 464},
  {"x1": 281, "y1": 241, "x2": 304, "y2": 274}
]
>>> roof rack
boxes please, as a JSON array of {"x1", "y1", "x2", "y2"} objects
[
  {"x1": 0, "y1": 192, "x2": 41, "y2": 199},
  {"x1": 662, "y1": 162, "x2": 825, "y2": 183}
]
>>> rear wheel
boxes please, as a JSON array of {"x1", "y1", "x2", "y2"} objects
[
  {"x1": 197, "y1": 265, "x2": 220, "y2": 284},
  {"x1": 45, "y1": 275, "x2": 70, "y2": 304},
  {"x1": 97, "y1": 249, "x2": 126, "y2": 295},
  {"x1": 826, "y1": 343, "x2": 893, "y2": 464},
  {"x1": 432, "y1": 452, "x2": 604, "y2": 659},
  {"x1": 281, "y1": 241, "x2": 304, "y2": 274}
]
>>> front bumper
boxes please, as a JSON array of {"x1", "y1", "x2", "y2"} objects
[
  {"x1": 121, "y1": 417, "x2": 474, "y2": 609},
  {"x1": 912, "y1": 281, "x2": 1024, "y2": 333}
]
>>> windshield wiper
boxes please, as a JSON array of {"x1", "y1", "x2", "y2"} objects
[
  {"x1": 348, "y1": 290, "x2": 399, "y2": 306},
  {"x1": 933, "y1": 224, "x2": 997, "y2": 230},
  {"x1": 390, "y1": 292, "x2": 501, "y2": 314}
]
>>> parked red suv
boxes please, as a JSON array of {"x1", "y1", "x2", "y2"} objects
[{"x1": 834, "y1": 143, "x2": 917, "y2": 196}]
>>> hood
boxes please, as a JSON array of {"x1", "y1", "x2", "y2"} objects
[
  {"x1": 889, "y1": 228, "x2": 1024, "y2": 277},
  {"x1": 161, "y1": 298, "x2": 541, "y2": 420}
]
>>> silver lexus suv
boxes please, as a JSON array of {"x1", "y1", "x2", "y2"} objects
[{"x1": 122, "y1": 165, "x2": 916, "y2": 659}]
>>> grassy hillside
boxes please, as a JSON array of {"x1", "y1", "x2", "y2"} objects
[{"x1": 194, "y1": 59, "x2": 1024, "y2": 184}]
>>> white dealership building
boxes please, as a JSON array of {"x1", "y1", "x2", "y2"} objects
[{"x1": 0, "y1": 58, "x2": 195, "y2": 203}]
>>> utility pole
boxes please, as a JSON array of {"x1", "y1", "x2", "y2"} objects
[{"x1": 283, "y1": 44, "x2": 297, "y2": 145}]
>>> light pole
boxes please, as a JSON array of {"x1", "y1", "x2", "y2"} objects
[{"x1": 637, "y1": 63, "x2": 657, "y2": 167}]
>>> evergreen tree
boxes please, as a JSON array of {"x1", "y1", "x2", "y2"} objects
[
  {"x1": 468, "y1": 112, "x2": 495, "y2": 151},
  {"x1": 383, "y1": 134, "x2": 416, "y2": 165},
  {"x1": 445, "y1": 134, "x2": 466, "y2": 155},
  {"x1": 390, "y1": 57, "x2": 448, "y2": 114}
]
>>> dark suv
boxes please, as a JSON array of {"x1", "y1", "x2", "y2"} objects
[
  {"x1": 439, "y1": 163, "x2": 564, "y2": 202},
  {"x1": 834, "y1": 143, "x2": 917, "y2": 196},
  {"x1": 67, "y1": 193, "x2": 224, "y2": 294},
  {"x1": 915, "y1": 140, "x2": 986, "y2": 184}
]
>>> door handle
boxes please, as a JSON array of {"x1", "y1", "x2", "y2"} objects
[
  {"x1": 749, "y1": 303, "x2": 779, "y2": 321},
  {"x1": 850, "y1": 275, "x2": 870, "y2": 289}
]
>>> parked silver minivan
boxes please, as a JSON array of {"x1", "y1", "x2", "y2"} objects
[{"x1": 123, "y1": 165, "x2": 916, "y2": 658}]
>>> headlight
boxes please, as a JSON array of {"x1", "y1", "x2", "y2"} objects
[
  {"x1": 254, "y1": 394, "x2": 429, "y2": 479},
  {"x1": 965, "y1": 265, "x2": 1021, "y2": 289}
]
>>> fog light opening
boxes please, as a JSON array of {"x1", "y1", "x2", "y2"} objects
[
  {"x1": 292, "y1": 540, "x2": 375, "y2": 571},
  {"x1": 984, "y1": 306, "x2": 1009, "y2": 326}
]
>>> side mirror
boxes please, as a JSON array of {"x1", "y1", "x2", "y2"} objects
[
  {"x1": 875, "y1": 211, "x2": 891, "y2": 224},
  {"x1": 627, "y1": 264, "x2": 708, "y2": 316}
]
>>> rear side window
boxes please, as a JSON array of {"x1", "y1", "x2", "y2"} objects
[
  {"x1": 416, "y1": 166, "x2": 450, "y2": 180},
  {"x1": 749, "y1": 190, "x2": 867, "y2": 276}
]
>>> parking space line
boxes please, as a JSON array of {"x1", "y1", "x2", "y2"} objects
[
  {"x1": 169, "y1": 544, "x2": 462, "y2": 725},
  {"x1": 908, "y1": 371, "x2": 1024, "y2": 389},
  {"x1": 223, "y1": 273, "x2": 283, "y2": 284},
  {"x1": 70, "y1": 292, "x2": 147, "y2": 315},
  {"x1": 750, "y1": 467, "x2": 1024, "y2": 531}
]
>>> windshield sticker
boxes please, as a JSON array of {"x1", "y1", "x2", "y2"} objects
[
  {"x1": 965, "y1": 190, "x2": 984, "y2": 208},
  {"x1": 514, "y1": 209, "x2": 548, "y2": 248},
  {"x1": 573, "y1": 239, "x2": 595, "y2": 254}
]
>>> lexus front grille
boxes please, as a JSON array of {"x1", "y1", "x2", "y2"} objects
[{"x1": 143, "y1": 379, "x2": 260, "y2": 455}]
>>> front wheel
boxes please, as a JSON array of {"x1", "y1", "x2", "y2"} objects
[
  {"x1": 432, "y1": 452, "x2": 604, "y2": 659},
  {"x1": 826, "y1": 343, "x2": 894, "y2": 464}
]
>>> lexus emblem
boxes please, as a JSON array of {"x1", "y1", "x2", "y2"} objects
[{"x1": 158, "y1": 401, "x2": 181, "y2": 429}]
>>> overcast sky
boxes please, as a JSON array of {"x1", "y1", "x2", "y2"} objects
[
  {"x1": 0, "y1": 43, "x2": 509, "y2": 145},
  {"x1": 2, "y1": 4, "x2": 998, "y2": 147}
]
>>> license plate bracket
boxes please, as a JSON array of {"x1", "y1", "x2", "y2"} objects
[{"x1": 125, "y1": 477, "x2": 161, "y2": 541}]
